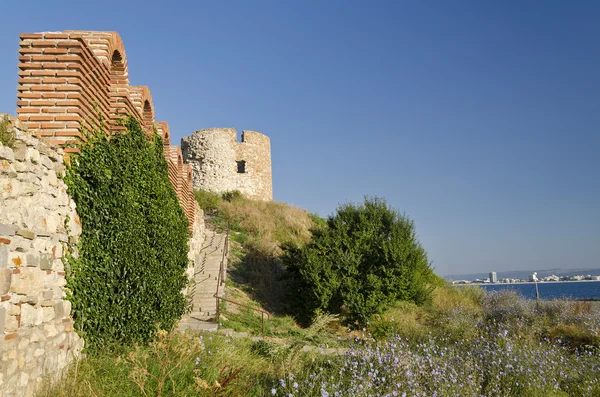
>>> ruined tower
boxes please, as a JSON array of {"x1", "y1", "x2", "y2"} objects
[{"x1": 181, "y1": 128, "x2": 273, "y2": 201}]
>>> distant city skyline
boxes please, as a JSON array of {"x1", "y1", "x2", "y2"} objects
[
  {"x1": 445, "y1": 267, "x2": 600, "y2": 279},
  {"x1": 0, "y1": 1, "x2": 598, "y2": 275}
]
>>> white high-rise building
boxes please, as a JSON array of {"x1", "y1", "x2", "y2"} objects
[{"x1": 489, "y1": 272, "x2": 498, "y2": 283}]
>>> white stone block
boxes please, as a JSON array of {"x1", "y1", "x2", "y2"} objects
[
  {"x1": 26, "y1": 147, "x2": 40, "y2": 164},
  {"x1": 16, "y1": 269, "x2": 45, "y2": 296},
  {"x1": 42, "y1": 306, "x2": 55, "y2": 322},
  {"x1": 43, "y1": 323, "x2": 58, "y2": 338},
  {"x1": 20, "y1": 304, "x2": 43, "y2": 327}
]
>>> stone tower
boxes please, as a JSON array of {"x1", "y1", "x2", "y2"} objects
[{"x1": 181, "y1": 128, "x2": 273, "y2": 201}]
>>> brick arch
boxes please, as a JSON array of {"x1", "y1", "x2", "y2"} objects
[
  {"x1": 108, "y1": 49, "x2": 129, "y2": 129},
  {"x1": 65, "y1": 31, "x2": 127, "y2": 70},
  {"x1": 130, "y1": 86, "x2": 155, "y2": 133},
  {"x1": 110, "y1": 50, "x2": 127, "y2": 84},
  {"x1": 106, "y1": 32, "x2": 126, "y2": 68},
  {"x1": 177, "y1": 149, "x2": 183, "y2": 168},
  {"x1": 155, "y1": 121, "x2": 171, "y2": 147},
  {"x1": 141, "y1": 86, "x2": 155, "y2": 131}
]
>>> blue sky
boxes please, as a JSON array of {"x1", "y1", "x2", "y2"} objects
[{"x1": 0, "y1": 1, "x2": 598, "y2": 275}]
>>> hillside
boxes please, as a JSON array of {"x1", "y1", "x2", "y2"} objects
[{"x1": 195, "y1": 190, "x2": 317, "y2": 315}]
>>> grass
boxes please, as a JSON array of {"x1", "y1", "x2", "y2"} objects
[
  {"x1": 196, "y1": 189, "x2": 315, "y2": 314},
  {"x1": 39, "y1": 330, "x2": 314, "y2": 397},
  {"x1": 0, "y1": 114, "x2": 16, "y2": 148},
  {"x1": 42, "y1": 288, "x2": 600, "y2": 396},
  {"x1": 42, "y1": 191, "x2": 600, "y2": 396},
  {"x1": 195, "y1": 189, "x2": 314, "y2": 252}
]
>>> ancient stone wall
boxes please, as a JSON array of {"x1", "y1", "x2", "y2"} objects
[
  {"x1": 6, "y1": 30, "x2": 208, "y2": 394},
  {"x1": 16, "y1": 31, "x2": 196, "y2": 227},
  {"x1": 187, "y1": 202, "x2": 206, "y2": 284},
  {"x1": 0, "y1": 117, "x2": 83, "y2": 396},
  {"x1": 181, "y1": 128, "x2": 273, "y2": 201}
]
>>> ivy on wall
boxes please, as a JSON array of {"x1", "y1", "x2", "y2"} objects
[{"x1": 64, "y1": 117, "x2": 190, "y2": 350}]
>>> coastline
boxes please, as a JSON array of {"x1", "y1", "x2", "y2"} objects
[{"x1": 456, "y1": 280, "x2": 600, "y2": 286}]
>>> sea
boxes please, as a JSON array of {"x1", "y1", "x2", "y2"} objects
[{"x1": 476, "y1": 281, "x2": 600, "y2": 300}]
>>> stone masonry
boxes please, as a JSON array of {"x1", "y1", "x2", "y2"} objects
[
  {"x1": 181, "y1": 128, "x2": 273, "y2": 201},
  {"x1": 0, "y1": 116, "x2": 83, "y2": 396}
]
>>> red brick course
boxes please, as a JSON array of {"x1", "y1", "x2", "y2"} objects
[{"x1": 16, "y1": 31, "x2": 195, "y2": 227}]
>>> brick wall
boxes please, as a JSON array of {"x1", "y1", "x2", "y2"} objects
[{"x1": 16, "y1": 31, "x2": 195, "y2": 227}]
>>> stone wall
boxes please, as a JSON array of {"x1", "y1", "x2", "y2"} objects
[
  {"x1": 16, "y1": 31, "x2": 196, "y2": 228},
  {"x1": 187, "y1": 202, "x2": 206, "y2": 284},
  {"x1": 3, "y1": 31, "x2": 210, "y2": 394},
  {"x1": 0, "y1": 117, "x2": 83, "y2": 396},
  {"x1": 181, "y1": 128, "x2": 273, "y2": 201}
]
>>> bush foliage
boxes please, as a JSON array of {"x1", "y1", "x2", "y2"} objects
[
  {"x1": 64, "y1": 117, "x2": 190, "y2": 350},
  {"x1": 283, "y1": 197, "x2": 440, "y2": 326}
]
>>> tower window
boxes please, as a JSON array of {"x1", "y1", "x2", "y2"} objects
[{"x1": 236, "y1": 160, "x2": 246, "y2": 173}]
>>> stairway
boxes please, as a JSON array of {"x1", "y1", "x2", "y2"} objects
[{"x1": 178, "y1": 229, "x2": 227, "y2": 332}]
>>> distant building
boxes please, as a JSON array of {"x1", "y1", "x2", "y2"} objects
[
  {"x1": 451, "y1": 280, "x2": 471, "y2": 285},
  {"x1": 530, "y1": 273, "x2": 538, "y2": 282},
  {"x1": 541, "y1": 274, "x2": 560, "y2": 282},
  {"x1": 489, "y1": 272, "x2": 497, "y2": 283}
]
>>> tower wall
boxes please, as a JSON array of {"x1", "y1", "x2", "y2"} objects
[{"x1": 182, "y1": 128, "x2": 273, "y2": 201}]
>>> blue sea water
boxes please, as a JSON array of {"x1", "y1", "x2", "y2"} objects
[{"x1": 477, "y1": 281, "x2": 600, "y2": 300}]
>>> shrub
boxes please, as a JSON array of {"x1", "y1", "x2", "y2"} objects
[
  {"x1": 64, "y1": 117, "x2": 190, "y2": 350},
  {"x1": 221, "y1": 190, "x2": 243, "y2": 202},
  {"x1": 283, "y1": 197, "x2": 440, "y2": 326},
  {"x1": 0, "y1": 115, "x2": 16, "y2": 148}
]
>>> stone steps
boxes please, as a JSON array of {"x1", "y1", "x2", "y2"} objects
[{"x1": 179, "y1": 229, "x2": 227, "y2": 331}]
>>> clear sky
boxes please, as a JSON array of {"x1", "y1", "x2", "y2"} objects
[{"x1": 0, "y1": 0, "x2": 598, "y2": 276}]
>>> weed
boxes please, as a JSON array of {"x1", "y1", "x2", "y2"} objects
[{"x1": 0, "y1": 114, "x2": 16, "y2": 148}]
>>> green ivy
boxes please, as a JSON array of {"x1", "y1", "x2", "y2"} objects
[{"x1": 64, "y1": 117, "x2": 190, "y2": 350}]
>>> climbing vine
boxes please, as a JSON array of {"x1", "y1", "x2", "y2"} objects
[{"x1": 64, "y1": 116, "x2": 190, "y2": 350}]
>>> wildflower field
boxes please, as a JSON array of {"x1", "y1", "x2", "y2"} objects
[{"x1": 44, "y1": 288, "x2": 600, "y2": 397}]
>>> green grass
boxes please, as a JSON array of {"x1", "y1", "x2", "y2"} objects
[
  {"x1": 0, "y1": 114, "x2": 16, "y2": 148},
  {"x1": 40, "y1": 324, "x2": 345, "y2": 397}
]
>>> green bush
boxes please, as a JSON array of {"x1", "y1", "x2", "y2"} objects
[
  {"x1": 283, "y1": 197, "x2": 439, "y2": 326},
  {"x1": 222, "y1": 190, "x2": 243, "y2": 202},
  {"x1": 0, "y1": 115, "x2": 16, "y2": 148},
  {"x1": 64, "y1": 117, "x2": 190, "y2": 350}
]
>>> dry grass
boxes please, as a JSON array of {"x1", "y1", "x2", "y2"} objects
[
  {"x1": 195, "y1": 191, "x2": 316, "y2": 314},
  {"x1": 432, "y1": 284, "x2": 484, "y2": 312},
  {"x1": 221, "y1": 197, "x2": 314, "y2": 254}
]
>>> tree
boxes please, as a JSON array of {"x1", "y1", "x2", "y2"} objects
[{"x1": 283, "y1": 197, "x2": 439, "y2": 326}]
